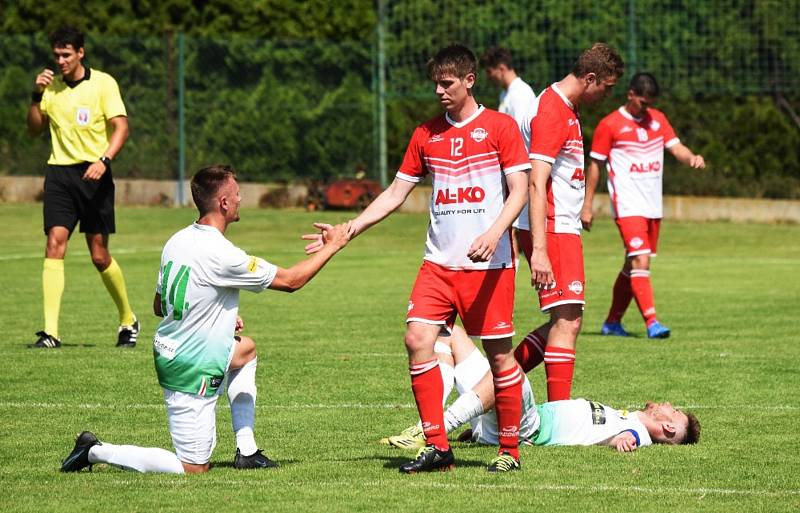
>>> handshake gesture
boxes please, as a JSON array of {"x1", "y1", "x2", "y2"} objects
[{"x1": 302, "y1": 221, "x2": 354, "y2": 255}]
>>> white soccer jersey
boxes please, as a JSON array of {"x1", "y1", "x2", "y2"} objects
[
  {"x1": 536, "y1": 399, "x2": 653, "y2": 447},
  {"x1": 590, "y1": 106, "x2": 680, "y2": 219},
  {"x1": 524, "y1": 84, "x2": 586, "y2": 234},
  {"x1": 397, "y1": 106, "x2": 531, "y2": 270},
  {"x1": 153, "y1": 223, "x2": 277, "y2": 396},
  {"x1": 498, "y1": 77, "x2": 538, "y2": 231}
]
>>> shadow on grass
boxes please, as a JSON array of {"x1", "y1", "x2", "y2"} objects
[
  {"x1": 27, "y1": 343, "x2": 97, "y2": 348},
  {"x1": 375, "y1": 455, "x2": 486, "y2": 469}
]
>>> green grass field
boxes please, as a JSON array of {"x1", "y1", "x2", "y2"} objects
[{"x1": 0, "y1": 203, "x2": 798, "y2": 512}]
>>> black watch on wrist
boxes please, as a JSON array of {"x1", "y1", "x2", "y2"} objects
[
  {"x1": 99, "y1": 156, "x2": 112, "y2": 169},
  {"x1": 31, "y1": 91, "x2": 43, "y2": 103}
]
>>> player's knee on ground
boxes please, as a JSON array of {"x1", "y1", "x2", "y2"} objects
[{"x1": 181, "y1": 461, "x2": 210, "y2": 473}]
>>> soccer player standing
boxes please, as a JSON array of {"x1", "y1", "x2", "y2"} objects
[
  {"x1": 27, "y1": 26, "x2": 137, "y2": 348},
  {"x1": 308, "y1": 45, "x2": 530, "y2": 472},
  {"x1": 582, "y1": 73, "x2": 706, "y2": 338},
  {"x1": 61, "y1": 165, "x2": 351, "y2": 473},
  {"x1": 515, "y1": 44, "x2": 624, "y2": 401},
  {"x1": 480, "y1": 47, "x2": 538, "y2": 265}
]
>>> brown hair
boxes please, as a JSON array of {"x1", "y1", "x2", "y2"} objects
[
  {"x1": 190, "y1": 165, "x2": 237, "y2": 215},
  {"x1": 427, "y1": 44, "x2": 477, "y2": 81},
  {"x1": 479, "y1": 46, "x2": 514, "y2": 70},
  {"x1": 681, "y1": 412, "x2": 701, "y2": 445},
  {"x1": 571, "y1": 43, "x2": 625, "y2": 82}
]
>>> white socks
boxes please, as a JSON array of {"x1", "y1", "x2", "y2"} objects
[
  {"x1": 439, "y1": 361, "x2": 455, "y2": 406},
  {"x1": 227, "y1": 357, "x2": 258, "y2": 456},
  {"x1": 88, "y1": 443, "x2": 184, "y2": 473},
  {"x1": 444, "y1": 391, "x2": 484, "y2": 433},
  {"x1": 454, "y1": 348, "x2": 491, "y2": 394}
]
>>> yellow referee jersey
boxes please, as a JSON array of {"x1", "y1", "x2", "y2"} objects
[{"x1": 40, "y1": 68, "x2": 127, "y2": 165}]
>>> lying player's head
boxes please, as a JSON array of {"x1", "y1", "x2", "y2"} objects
[
  {"x1": 571, "y1": 43, "x2": 624, "y2": 105},
  {"x1": 427, "y1": 44, "x2": 477, "y2": 112},
  {"x1": 626, "y1": 72, "x2": 660, "y2": 117},
  {"x1": 49, "y1": 26, "x2": 85, "y2": 76},
  {"x1": 479, "y1": 46, "x2": 514, "y2": 87},
  {"x1": 642, "y1": 401, "x2": 701, "y2": 445},
  {"x1": 191, "y1": 165, "x2": 241, "y2": 222}
]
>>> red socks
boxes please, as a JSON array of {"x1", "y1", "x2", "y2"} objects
[
  {"x1": 409, "y1": 358, "x2": 448, "y2": 450},
  {"x1": 606, "y1": 271, "x2": 632, "y2": 323},
  {"x1": 544, "y1": 345, "x2": 575, "y2": 401},
  {"x1": 630, "y1": 269, "x2": 657, "y2": 326},
  {"x1": 514, "y1": 330, "x2": 546, "y2": 372},
  {"x1": 493, "y1": 365, "x2": 523, "y2": 459}
]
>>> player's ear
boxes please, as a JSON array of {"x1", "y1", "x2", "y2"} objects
[
  {"x1": 464, "y1": 72, "x2": 476, "y2": 91},
  {"x1": 584, "y1": 72, "x2": 596, "y2": 86},
  {"x1": 662, "y1": 422, "x2": 677, "y2": 438}
]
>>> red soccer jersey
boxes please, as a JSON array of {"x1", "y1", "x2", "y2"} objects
[
  {"x1": 528, "y1": 84, "x2": 585, "y2": 234},
  {"x1": 397, "y1": 106, "x2": 531, "y2": 270},
  {"x1": 590, "y1": 106, "x2": 679, "y2": 219}
]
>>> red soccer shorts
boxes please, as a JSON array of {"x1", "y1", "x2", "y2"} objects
[
  {"x1": 407, "y1": 260, "x2": 516, "y2": 339},
  {"x1": 537, "y1": 233, "x2": 585, "y2": 311},
  {"x1": 616, "y1": 216, "x2": 661, "y2": 257}
]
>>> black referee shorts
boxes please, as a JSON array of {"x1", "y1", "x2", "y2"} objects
[{"x1": 43, "y1": 163, "x2": 116, "y2": 235}]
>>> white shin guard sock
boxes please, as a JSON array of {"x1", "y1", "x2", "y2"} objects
[
  {"x1": 227, "y1": 356, "x2": 258, "y2": 456},
  {"x1": 454, "y1": 348, "x2": 491, "y2": 395},
  {"x1": 439, "y1": 361, "x2": 455, "y2": 406},
  {"x1": 444, "y1": 391, "x2": 484, "y2": 433},
  {"x1": 88, "y1": 443, "x2": 184, "y2": 473}
]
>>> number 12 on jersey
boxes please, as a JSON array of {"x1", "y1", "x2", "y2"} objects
[{"x1": 160, "y1": 261, "x2": 191, "y2": 320}]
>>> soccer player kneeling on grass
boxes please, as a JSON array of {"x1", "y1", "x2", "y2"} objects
[
  {"x1": 61, "y1": 165, "x2": 351, "y2": 474},
  {"x1": 385, "y1": 326, "x2": 701, "y2": 452}
]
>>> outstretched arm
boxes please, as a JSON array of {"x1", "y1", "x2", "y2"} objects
[
  {"x1": 271, "y1": 222, "x2": 351, "y2": 292},
  {"x1": 668, "y1": 143, "x2": 705, "y2": 169},
  {"x1": 303, "y1": 178, "x2": 416, "y2": 254}
]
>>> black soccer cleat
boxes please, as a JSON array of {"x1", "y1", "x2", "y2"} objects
[
  {"x1": 116, "y1": 318, "x2": 140, "y2": 348},
  {"x1": 399, "y1": 444, "x2": 455, "y2": 474},
  {"x1": 61, "y1": 431, "x2": 101, "y2": 472},
  {"x1": 32, "y1": 331, "x2": 61, "y2": 349},
  {"x1": 234, "y1": 449, "x2": 279, "y2": 469}
]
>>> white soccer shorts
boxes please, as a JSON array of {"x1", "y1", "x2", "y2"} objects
[{"x1": 163, "y1": 388, "x2": 220, "y2": 464}]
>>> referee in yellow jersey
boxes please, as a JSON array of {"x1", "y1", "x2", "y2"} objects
[{"x1": 27, "y1": 26, "x2": 138, "y2": 348}]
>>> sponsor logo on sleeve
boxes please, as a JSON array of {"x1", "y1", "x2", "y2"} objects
[
  {"x1": 650, "y1": 120, "x2": 661, "y2": 131},
  {"x1": 470, "y1": 127, "x2": 488, "y2": 142},
  {"x1": 589, "y1": 401, "x2": 607, "y2": 425},
  {"x1": 247, "y1": 256, "x2": 258, "y2": 273}
]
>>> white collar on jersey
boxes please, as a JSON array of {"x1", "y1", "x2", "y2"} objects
[
  {"x1": 445, "y1": 104, "x2": 485, "y2": 128},
  {"x1": 618, "y1": 105, "x2": 647, "y2": 122},
  {"x1": 550, "y1": 83, "x2": 575, "y2": 110}
]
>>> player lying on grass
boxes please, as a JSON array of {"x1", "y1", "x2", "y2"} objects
[
  {"x1": 383, "y1": 325, "x2": 700, "y2": 452},
  {"x1": 61, "y1": 165, "x2": 351, "y2": 474}
]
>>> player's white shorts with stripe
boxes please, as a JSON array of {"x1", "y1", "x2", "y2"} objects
[{"x1": 163, "y1": 388, "x2": 220, "y2": 464}]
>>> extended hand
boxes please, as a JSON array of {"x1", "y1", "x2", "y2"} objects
[
  {"x1": 322, "y1": 221, "x2": 352, "y2": 251},
  {"x1": 301, "y1": 223, "x2": 331, "y2": 254},
  {"x1": 690, "y1": 155, "x2": 706, "y2": 169},
  {"x1": 82, "y1": 160, "x2": 108, "y2": 181},
  {"x1": 467, "y1": 232, "x2": 499, "y2": 262},
  {"x1": 614, "y1": 432, "x2": 638, "y2": 452}
]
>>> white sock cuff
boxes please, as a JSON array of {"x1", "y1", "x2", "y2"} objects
[
  {"x1": 454, "y1": 348, "x2": 490, "y2": 395},
  {"x1": 434, "y1": 341, "x2": 452, "y2": 356}
]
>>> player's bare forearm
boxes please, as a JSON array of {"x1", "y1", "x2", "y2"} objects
[
  {"x1": 271, "y1": 222, "x2": 350, "y2": 292},
  {"x1": 669, "y1": 143, "x2": 705, "y2": 169},
  {"x1": 469, "y1": 171, "x2": 527, "y2": 261},
  {"x1": 350, "y1": 177, "x2": 415, "y2": 238},
  {"x1": 581, "y1": 159, "x2": 602, "y2": 231},
  {"x1": 103, "y1": 116, "x2": 129, "y2": 160},
  {"x1": 26, "y1": 104, "x2": 47, "y2": 136},
  {"x1": 529, "y1": 160, "x2": 551, "y2": 252}
]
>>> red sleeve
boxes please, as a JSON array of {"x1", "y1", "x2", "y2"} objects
[
  {"x1": 496, "y1": 115, "x2": 532, "y2": 174},
  {"x1": 396, "y1": 126, "x2": 427, "y2": 182},
  {"x1": 590, "y1": 118, "x2": 614, "y2": 161},
  {"x1": 659, "y1": 112, "x2": 679, "y2": 147},
  {"x1": 529, "y1": 100, "x2": 568, "y2": 163}
]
